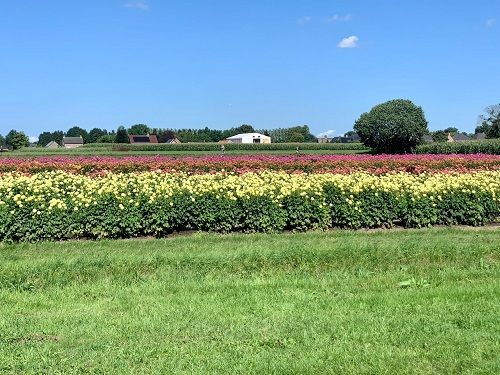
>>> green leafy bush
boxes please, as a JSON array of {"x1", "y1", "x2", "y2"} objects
[{"x1": 416, "y1": 139, "x2": 500, "y2": 154}]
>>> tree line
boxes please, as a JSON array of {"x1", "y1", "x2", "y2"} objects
[
  {"x1": 0, "y1": 124, "x2": 317, "y2": 149},
  {"x1": 1, "y1": 103, "x2": 498, "y2": 151}
]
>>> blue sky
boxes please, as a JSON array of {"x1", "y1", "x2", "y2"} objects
[{"x1": 1, "y1": 0, "x2": 499, "y2": 140}]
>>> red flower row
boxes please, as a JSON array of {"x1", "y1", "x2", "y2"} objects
[{"x1": 1, "y1": 154, "x2": 499, "y2": 175}]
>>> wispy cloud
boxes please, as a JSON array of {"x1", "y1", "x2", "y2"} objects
[
  {"x1": 29, "y1": 136, "x2": 38, "y2": 143},
  {"x1": 328, "y1": 14, "x2": 352, "y2": 22},
  {"x1": 486, "y1": 18, "x2": 495, "y2": 27},
  {"x1": 337, "y1": 35, "x2": 359, "y2": 48},
  {"x1": 124, "y1": 1, "x2": 149, "y2": 11},
  {"x1": 297, "y1": 16, "x2": 312, "y2": 26}
]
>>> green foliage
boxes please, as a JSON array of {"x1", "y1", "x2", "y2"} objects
[
  {"x1": 5, "y1": 130, "x2": 29, "y2": 150},
  {"x1": 266, "y1": 125, "x2": 316, "y2": 143},
  {"x1": 66, "y1": 126, "x2": 89, "y2": 143},
  {"x1": 443, "y1": 127, "x2": 458, "y2": 134},
  {"x1": 431, "y1": 130, "x2": 448, "y2": 142},
  {"x1": 477, "y1": 104, "x2": 500, "y2": 138},
  {"x1": 38, "y1": 131, "x2": 64, "y2": 146},
  {"x1": 416, "y1": 139, "x2": 500, "y2": 154},
  {"x1": 96, "y1": 134, "x2": 116, "y2": 143},
  {"x1": 128, "y1": 124, "x2": 150, "y2": 135},
  {"x1": 0, "y1": 134, "x2": 5, "y2": 146},
  {"x1": 88, "y1": 128, "x2": 108, "y2": 143},
  {"x1": 110, "y1": 142, "x2": 368, "y2": 152},
  {"x1": 354, "y1": 99, "x2": 429, "y2": 153},
  {"x1": 115, "y1": 126, "x2": 129, "y2": 143}
]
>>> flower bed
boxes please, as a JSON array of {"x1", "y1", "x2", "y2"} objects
[
  {"x1": 0, "y1": 171, "x2": 498, "y2": 242},
  {"x1": 1, "y1": 154, "x2": 500, "y2": 174}
]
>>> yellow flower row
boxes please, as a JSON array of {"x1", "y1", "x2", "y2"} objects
[{"x1": 0, "y1": 171, "x2": 498, "y2": 212}]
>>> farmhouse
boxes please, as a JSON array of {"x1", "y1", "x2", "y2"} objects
[
  {"x1": 163, "y1": 137, "x2": 181, "y2": 144},
  {"x1": 447, "y1": 133, "x2": 470, "y2": 142},
  {"x1": 318, "y1": 136, "x2": 332, "y2": 143},
  {"x1": 45, "y1": 141, "x2": 60, "y2": 149},
  {"x1": 128, "y1": 134, "x2": 159, "y2": 144},
  {"x1": 62, "y1": 136, "x2": 84, "y2": 148},
  {"x1": 225, "y1": 132, "x2": 271, "y2": 144}
]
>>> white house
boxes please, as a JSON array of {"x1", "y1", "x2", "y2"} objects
[{"x1": 225, "y1": 132, "x2": 271, "y2": 144}]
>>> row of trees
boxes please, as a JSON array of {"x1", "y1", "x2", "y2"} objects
[{"x1": 33, "y1": 124, "x2": 316, "y2": 146}]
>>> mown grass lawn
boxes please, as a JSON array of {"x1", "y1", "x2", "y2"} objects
[{"x1": 0, "y1": 228, "x2": 499, "y2": 374}]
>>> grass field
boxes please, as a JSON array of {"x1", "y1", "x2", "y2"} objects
[{"x1": 1, "y1": 228, "x2": 499, "y2": 373}]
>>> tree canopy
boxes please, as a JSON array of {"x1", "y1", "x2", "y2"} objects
[
  {"x1": 115, "y1": 126, "x2": 129, "y2": 143},
  {"x1": 66, "y1": 126, "x2": 89, "y2": 143},
  {"x1": 6, "y1": 130, "x2": 30, "y2": 150},
  {"x1": 128, "y1": 124, "x2": 151, "y2": 135},
  {"x1": 354, "y1": 99, "x2": 428, "y2": 154},
  {"x1": 38, "y1": 131, "x2": 64, "y2": 147},
  {"x1": 476, "y1": 104, "x2": 500, "y2": 138}
]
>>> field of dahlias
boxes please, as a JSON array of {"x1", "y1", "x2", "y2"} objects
[{"x1": 0, "y1": 154, "x2": 499, "y2": 242}]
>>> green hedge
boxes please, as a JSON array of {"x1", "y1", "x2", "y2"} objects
[
  {"x1": 416, "y1": 139, "x2": 500, "y2": 154},
  {"x1": 108, "y1": 142, "x2": 369, "y2": 152}
]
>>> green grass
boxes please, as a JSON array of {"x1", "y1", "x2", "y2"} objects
[{"x1": 1, "y1": 228, "x2": 499, "y2": 374}]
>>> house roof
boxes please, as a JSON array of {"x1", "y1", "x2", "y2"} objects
[
  {"x1": 422, "y1": 135, "x2": 433, "y2": 142},
  {"x1": 63, "y1": 137, "x2": 84, "y2": 144},
  {"x1": 128, "y1": 134, "x2": 159, "y2": 144},
  {"x1": 474, "y1": 132, "x2": 486, "y2": 140},
  {"x1": 453, "y1": 133, "x2": 470, "y2": 141},
  {"x1": 164, "y1": 137, "x2": 181, "y2": 144},
  {"x1": 45, "y1": 141, "x2": 60, "y2": 147},
  {"x1": 227, "y1": 132, "x2": 270, "y2": 139}
]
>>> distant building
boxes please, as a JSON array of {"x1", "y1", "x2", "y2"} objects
[
  {"x1": 474, "y1": 132, "x2": 486, "y2": 140},
  {"x1": 453, "y1": 133, "x2": 470, "y2": 141},
  {"x1": 422, "y1": 134, "x2": 434, "y2": 142},
  {"x1": 318, "y1": 136, "x2": 332, "y2": 144},
  {"x1": 45, "y1": 141, "x2": 60, "y2": 149},
  {"x1": 225, "y1": 133, "x2": 271, "y2": 144},
  {"x1": 62, "y1": 136, "x2": 84, "y2": 148},
  {"x1": 128, "y1": 134, "x2": 159, "y2": 144},
  {"x1": 163, "y1": 137, "x2": 181, "y2": 144},
  {"x1": 448, "y1": 133, "x2": 470, "y2": 142},
  {"x1": 330, "y1": 134, "x2": 361, "y2": 143}
]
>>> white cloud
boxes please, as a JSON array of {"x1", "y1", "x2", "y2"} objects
[
  {"x1": 317, "y1": 130, "x2": 336, "y2": 138},
  {"x1": 297, "y1": 16, "x2": 312, "y2": 26},
  {"x1": 337, "y1": 35, "x2": 359, "y2": 48},
  {"x1": 29, "y1": 136, "x2": 38, "y2": 143},
  {"x1": 125, "y1": 1, "x2": 149, "y2": 10},
  {"x1": 486, "y1": 18, "x2": 495, "y2": 27},
  {"x1": 328, "y1": 14, "x2": 352, "y2": 22}
]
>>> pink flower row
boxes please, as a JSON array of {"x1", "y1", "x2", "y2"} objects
[{"x1": 1, "y1": 154, "x2": 499, "y2": 175}]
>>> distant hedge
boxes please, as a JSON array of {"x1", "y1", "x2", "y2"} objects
[
  {"x1": 107, "y1": 142, "x2": 369, "y2": 152},
  {"x1": 416, "y1": 139, "x2": 500, "y2": 155}
]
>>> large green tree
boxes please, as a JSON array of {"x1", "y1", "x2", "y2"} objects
[
  {"x1": 38, "y1": 131, "x2": 64, "y2": 146},
  {"x1": 0, "y1": 134, "x2": 5, "y2": 146},
  {"x1": 128, "y1": 124, "x2": 150, "y2": 135},
  {"x1": 88, "y1": 128, "x2": 108, "y2": 143},
  {"x1": 5, "y1": 130, "x2": 29, "y2": 150},
  {"x1": 66, "y1": 126, "x2": 89, "y2": 143},
  {"x1": 476, "y1": 104, "x2": 500, "y2": 138},
  {"x1": 354, "y1": 99, "x2": 428, "y2": 154},
  {"x1": 115, "y1": 126, "x2": 129, "y2": 143}
]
